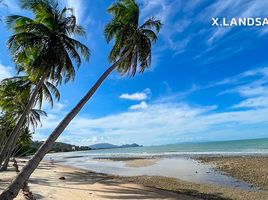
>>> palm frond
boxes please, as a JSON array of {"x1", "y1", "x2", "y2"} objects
[{"x1": 140, "y1": 17, "x2": 162, "y2": 32}]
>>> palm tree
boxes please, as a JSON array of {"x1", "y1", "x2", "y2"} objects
[
  {"x1": 1, "y1": 127, "x2": 33, "y2": 172},
  {"x1": 0, "y1": 0, "x2": 162, "y2": 199},
  {"x1": 0, "y1": 0, "x2": 90, "y2": 167},
  {"x1": 0, "y1": 76, "x2": 54, "y2": 166},
  {"x1": 0, "y1": 77, "x2": 47, "y2": 170},
  {"x1": 0, "y1": 114, "x2": 15, "y2": 153}
]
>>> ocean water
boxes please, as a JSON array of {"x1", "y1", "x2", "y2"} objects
[
  {"x1": 45, "y1": 138, "x2": 268, "y2": 189},
  {"x1": 62, "y1": 138, "x2": 268, "y2": 157}
]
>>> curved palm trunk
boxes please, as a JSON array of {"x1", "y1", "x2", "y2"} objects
[
  {"x1": 0, "y1": 75, "x2": 46, "y2": 167},
  {"x1": 0, "y1": 55, "x2": 128, "y2": 200}
]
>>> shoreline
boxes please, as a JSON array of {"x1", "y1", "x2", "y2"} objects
[
  {"x1": 1, "y1": 156, "x2": 268, "y2": 199},
  {"x1": 45, "y1": 151, "x2": 268, "y2": 166}
]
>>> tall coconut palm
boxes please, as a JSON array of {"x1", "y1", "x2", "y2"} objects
[
  {"x1": 0, "y1": 0, "x2": 90, "y2": 167},
  {"x1": 0, "y1": 0, "x2": 162, "y2": 199}
]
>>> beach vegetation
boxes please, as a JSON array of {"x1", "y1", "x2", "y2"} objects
[{"x1": 0, "y1": 0, "x2": 90, "y2": 170}]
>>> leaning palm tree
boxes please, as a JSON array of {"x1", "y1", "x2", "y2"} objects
[
  {"x1": 0, "y1": 0, "x2": 161, "y2": 199},
  {"x1": 0, "y1": 0, "x2": 90, "y2": 166}
]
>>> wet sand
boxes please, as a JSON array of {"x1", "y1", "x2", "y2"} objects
[
  {"x1": 0, "y1": 160, "x2": 200, "y2": 200},
  {"x1": 91, "y1": 157, "x2": 254, "y2": 189},
  {"x1": 94, "y1": 157, "x2": 157, "y2": 167},
  {"x1": 1, "y1": 157, "x2": 268, "y2": 200}
]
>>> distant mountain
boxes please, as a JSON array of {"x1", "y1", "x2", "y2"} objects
[
  {"x1": 90, "y1": 143, "x2": 142, "y2": 149},
  {"x1": 90, "y1": 143, "x2": 118, "y2": 149}
]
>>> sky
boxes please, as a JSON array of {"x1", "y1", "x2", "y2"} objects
[{"x1": 0, "y1": 0, "x2": 268, "y2": 146}]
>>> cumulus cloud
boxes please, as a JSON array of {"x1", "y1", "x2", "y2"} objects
[
  {"x1": 129, "y1": 101, "x2": 148, "y2": 110},
  {"x1": 36, "y1": 99, "x2": 268, "y2": 146},
  {"x1": 120, "y1": 93, "x2": 147, "y2": 101},
  {"x1": 35, "y1": 67, "x2": 268, "y2": 146},
  {"x1": 120, "y1": 88, "x2": 151, "y2": 101}
]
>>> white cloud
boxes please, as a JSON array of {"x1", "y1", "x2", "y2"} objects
[
  {"x1": 36, "y1": 99, "x2": 268, "y2": 146},
  {"x1": 0, "y1": 64, "x2": 14, "y2": 80},
  {"x1": 233, "y1": 97, "x2": 268, "y2": 109},
  {"x1": 65, "y1": 0, "x2": 86, "y2": 24},
  {"x1": 129, "y1": 101, "x2": 148, "y2": 110},
  {"x1": 217, "y1": 67, "x2": 268, "y2": 109},
  {"x1": 1, "y1": 0, "x2": 20, "y2": 12},
  {"x1": 223, "y1": 68, "x2": 268, "y2": 94},
  {"x1": 42, "y1": 101, "x2": 68, "y2": 113},
  {"x1": 120, "y1": 93, "x2": 147, "y2": 101},
  {"x1": 120, "y1": 88, "x2": 151, "y2": 101},
  {"x1": 34, "y1": 67, "x2": 268, "y2": 146},
  {"x1": 140, "y1": 0, "x2": 195, "y2": 55},
  {"x1": 230, "y1": 84, "x2": 268, "y2": 109},
  {"x1": 140, "y1": 0, "x2": 268, "y2": 61},
  {"x1": 155, "y1": 67, "x2": 268, "y2": 106}
]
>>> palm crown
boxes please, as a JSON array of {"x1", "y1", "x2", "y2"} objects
[
  {"x1": 0, "y1": 78, "x2": 47, "y2": 129},
  {"x1": 104, "y1": 0, "x2": 162, "y2": 76},
  {"x1": 6, "y1": 0, "x2": 90, "y2": 85}
]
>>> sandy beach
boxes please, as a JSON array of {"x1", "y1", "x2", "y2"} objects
[{"x1": 1, "y1": 157, "x2": 268, "y2": 200}]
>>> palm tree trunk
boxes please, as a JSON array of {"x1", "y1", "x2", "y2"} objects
[
  {"x1": 0, "y1": 54, "x2": 128, "y2": 200},
  {"x1": 0, "y1": 135, "x2": 17, "y2": 171},
  {"x1": 1, "y1": 155, "x2": 11, "y2": 171},
  {"x1": 0, "y1": 75, "x2": 46, "y2": 167},
  {"x1": 0, "y1": 121, "x2": 11, "y2": 155},
  {"x1": 0, "y1": 135, "x2": 7, "y2": 155}
]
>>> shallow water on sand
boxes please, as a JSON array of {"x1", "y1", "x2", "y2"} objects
[{"x1": 45, "y1": 154, "x2": 255, "y2": 191}]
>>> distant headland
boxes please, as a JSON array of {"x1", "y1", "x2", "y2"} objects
[{"x1": 90, "y1": 143, "x2": 142, "y2": 150}]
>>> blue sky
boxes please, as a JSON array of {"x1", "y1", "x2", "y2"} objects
[{"x1": 0, "y1": 0, "x2": 268, "y2": 146}]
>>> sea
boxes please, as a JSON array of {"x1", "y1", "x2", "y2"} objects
[
  {"x1": 45, "y1": 138, "x2": 268, "y2": 190},
  {"x1": 75, "y1": 138, "x2": 268, "y2": 156}
]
